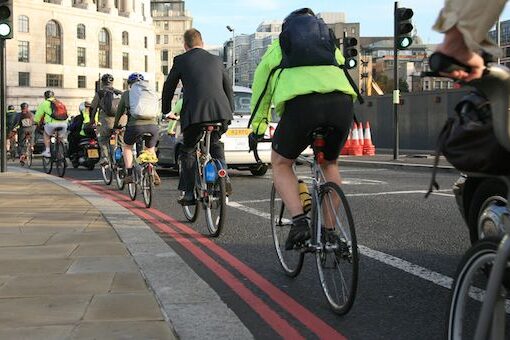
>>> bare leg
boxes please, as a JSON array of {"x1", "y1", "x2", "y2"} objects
[
  {"x1": 43, "y1": 133, "x2": 50, "y2": 151},
  {"x1": 123, "y1": 145, "x2": 133, "y2": 169},
  {"x1": 272, "y1": 151, "x2": 303, "y2": 217},
  {"x1": 321, "y1": 160, "x2": 342, "y2": 229}
]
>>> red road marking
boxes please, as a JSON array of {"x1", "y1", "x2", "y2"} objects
[
  {"x1": 83, "y1": 182, "x2": 305, "y2": 340},
  {"x1": 81, "y1": 181, "x2": 347, "y2": 340}
]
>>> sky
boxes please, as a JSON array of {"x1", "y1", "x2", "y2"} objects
[{"x1": 185, "y1": 0, "x2": 510, "y2": 47}]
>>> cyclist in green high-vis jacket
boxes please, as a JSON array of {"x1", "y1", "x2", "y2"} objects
[{"x1": 249, "y1": 8, "x2": 358, "y2": 250}]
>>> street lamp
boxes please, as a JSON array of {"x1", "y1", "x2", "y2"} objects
[{"x1": 226, "y1": 25, "x2": 235, "y2": 86}]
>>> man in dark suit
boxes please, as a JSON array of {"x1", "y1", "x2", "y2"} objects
[{"x1": 162, "y1": 28, "x2": 234, "y2": 205}]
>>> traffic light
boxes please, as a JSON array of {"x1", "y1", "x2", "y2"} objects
[
  {"x1": 395, "y1": 7, "x2": 413, "y2": 50},
  {"x1": 343, "y1": 35, "x2": 358, "y2": 69},
  {"x1": 0, "y1": 0, "x2": 12, "y2": 39}
]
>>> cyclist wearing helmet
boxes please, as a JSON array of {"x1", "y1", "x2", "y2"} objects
[
  {"x1": 5, "y1": 104, "x2": 20, "y2": 157},
  {"x1": 68, "y1": 101, "x2": 97, "y2": 156},
  {"x1": 90, "y1": 73, "x2": 125, "y2": 166},
  {"x1": 17, "y1": 103, "x2": 35, "y2": 163},
  {"x1": 113, "y1": 72, "x2": 161, "y2": 185},
  {"x1": 34, "y1": 90, "x2": 68, "y2": 158}
]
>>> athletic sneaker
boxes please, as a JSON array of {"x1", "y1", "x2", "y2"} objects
[{"x1": 285, "y1": 217, "x2": 311, "y2": 250}]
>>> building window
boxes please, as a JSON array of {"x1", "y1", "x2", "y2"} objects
[
  {"x1": 434, "y1": 80, "x2": 441, "y2": 89},
  {"x1": 123, "y1": 79, "x2": 128, "y2": 90},
  {"x1": 142, "y1": 3, "x2": 145, "y2": 20},
  {"x1": 99, "y1": 28, "x2": 111, "y2": 68},
  {"x1": 161, "y1": 50, "x2": 168, "y2": 61},
  {"x1": 145, "y1": 55, "x2": 148, "y2": 72},
  {"x1": 164, "y1": 35, "x2": 168, "y2": 44},
  {"x1": 122, "y1": 52, "x2": 129, "y2": 70},
  {"x1": 19, "y1": 72, "x2": 30, "y2": 87},
  {"x1": 164, "y1": 22, "x2": 169, "y2": 30},
  {"x1": 156, "y1": 35, "x2": 160, "y2": 44},
  {"x1": 47, "y1": 74, "x2": 63, "y2": 88},
  {"x1": 77, "y1": 24, "x2": 86, "y2": 39},
  {"x1": 18, "y1": 41, "x2": 29, "y2": 62},
  {"x1": 18, "y1": 15, "x2": 29, "y2": 33},
  {"x1": 144, "y1": 36, "x2": 148, "y2": 48},
  {"x1": 162, "y1": 65, "x2": 168, "y2": 75},
  {"x1": 156, "y1": 81, "x2": 159, "y2": 92},
  {"x1": 122, "y1": 31, "x2": 129, "y2": 45},
  {"x1": 78, "y1": 75, "x2": 86, "y2": 88},
  {"x1": 46, "y1": 20, "x2": 62, "y2": 64},
  {"x1": 77, "y1": 47, "x2": 86, "y2": 66}
]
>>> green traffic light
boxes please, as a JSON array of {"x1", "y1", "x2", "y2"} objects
[
  {"x1": 0, "y1": 23, "x2": 10, "y2": 37},
  {"x1": 397, "y1": 36, "x2": 413, "y2": 49},
  {"x1": 346, "y1": 58, "x2": 357, "y2": 69}
]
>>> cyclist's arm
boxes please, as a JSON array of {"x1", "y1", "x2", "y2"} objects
[
  {"x1": 433, "y1": 0, "x2": 506, "y2": 56},
  {"x1": 162, "y1": 58, "x2": 180, "y2": 115},
  {"x1": 34, "y1": 102, "x2": 48, "y2": 124},
  {"x1": 90, "y1": 92, "x2": 100, "y2": 116},
  {"x1": 113, "y1": 92, "x2": 128, "y2": 128},
  {"x1": 250, "y1": 40, "x2": 281, "y2": 135}
]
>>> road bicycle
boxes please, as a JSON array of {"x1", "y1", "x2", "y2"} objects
[
  {"x1": 127, "y1": 134, "x2": 156, "y2": 208},
  {"x1": 19, "y1": 130, "x2": 33, "y2": 168},
  {"x1": 254, "y1": 128, "x2": 359, "y2": 315},
  {"x1": 182, "y1": 123, "x2": 228, "y2": 237},
  {"x1": 42, "y1": 126, "x2": 67, "y2": 177},
  {"x1": 102, "y1": 130, "x2": 125, "y2": 190},
  {"x1": 423, "y1": 53, "x2": 510, "y2": 339}
]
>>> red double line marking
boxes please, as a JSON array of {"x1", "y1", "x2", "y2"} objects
[{"x1": 80, "y1": 181, "x2": 346, "y2": 340}]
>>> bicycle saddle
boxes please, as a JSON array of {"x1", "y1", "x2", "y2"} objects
[{"x1": 199, "y1": 122, "x2": 223, "y2": 131}]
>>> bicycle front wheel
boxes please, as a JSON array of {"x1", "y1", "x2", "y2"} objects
[
  {"x1": 42, "y1": 155, "x2": 52, "y2": 174},
  {"x1": 270, "y1": 183, "x2": 304, "y2": 277},
  {"x1": 101, "y1": 163, "x2": 113, "y2": 185},
  {"x1": 142, "y1": 167, "x2": 153, "y2": 208},
  {"x1": 55, "y1": 141, "x2": 66, "y2": 177},
  {"x1": 25, "y1": 141, "x2": 33, "y2": 168},
  {"x1": 204, "y1": 177, "x2": 226, "y2": 237},
  {"x1": 447, "y1": 238, "x2": 510, "y2": 340},
  {"x1": 315, "y1": 182, "x2": 358, "y2": 315},
  {"x1": 128, "y1": 180, "x2": 137, "y2": 201}
]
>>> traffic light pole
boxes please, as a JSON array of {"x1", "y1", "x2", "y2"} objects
[
  {"x1": 393, "y1": 1, "x2": 399, "y2": 160},
  {"x1": 0, "y1": 38, "x2": 5, "y2": 172}
]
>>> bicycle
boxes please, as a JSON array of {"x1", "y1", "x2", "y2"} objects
[
  {"x1": 253, "y1": 128, "x2": 359, "y2": 315},
  {"x1": 6, "y1": 129, "x2": 17, "y2": 161},
  {"x1": 181, "y1": 123, "x2": 228, "y2": 237},
  {"x1": 42, "y1": 126, "x2": 67, "y2": 177},
  {"x1": 126, "y1": 134, "x2": 156, "y2": 208},
  {"x1": 102, "y1": 130, "x2": 125, "y2": 190},
  {"x1": 19, "y1": 130, "x2": 33, "y2": 168},
  {"x1": 423, "y1": 53, "x2": 510, "y2": 339}
]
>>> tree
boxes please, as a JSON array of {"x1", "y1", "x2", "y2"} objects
[
  {"x1": 373, "y1": 74, "x2": 393, "y2": 94},
  {"x1": 399, "y1": 78, "x2": 410, "y2": 92}
]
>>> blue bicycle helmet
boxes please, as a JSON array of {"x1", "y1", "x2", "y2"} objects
[{"x1": 127, "y1": 73, "x2": 144, "y2": 85}]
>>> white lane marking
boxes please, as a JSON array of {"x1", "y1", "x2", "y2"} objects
[
  {"x1": 235, "y1": 189, "x2": 453, "y2": 204},
  {"x1": 76, "y1": 180, "x2": 105, "y2": 183},
  {"x1": 228, "y1": 200, "x2": 457, "y2": 290}
]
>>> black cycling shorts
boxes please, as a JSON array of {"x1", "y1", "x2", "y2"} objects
[
  {"x1": 124, "y1": 124, "x2": 159, "y2": 148},
  {"x1": 272, "y1": 92, "x2": 354, "y2": 160}
]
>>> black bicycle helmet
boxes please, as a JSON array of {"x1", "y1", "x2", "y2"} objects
[
  {"x1": 7, "y1": 105, "x2": 14, "y2": 110},
  {"x1": 101, "y1": 73, "x2": 114, "y2": 85},
  {"x1": 283, "y1": 8, "x2": 315, "y2": 25},
  {"x1": 20, "y1": 103, "x2": 28, "y2": 110},
  {"x1": 44, "y1": 90, "x2": 54, "y2": 99}
]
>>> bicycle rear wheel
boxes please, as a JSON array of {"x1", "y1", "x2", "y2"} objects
[
  {"x1": 204, "y1": 177, "x2": 226, "y2": 237},
  {"x1": 315, "y1": 182, "x2": 358, "y2": 315},
  {"x1": 42, "y1": 155, "x2": 52, "y2": 174},
  {"x1": 142, "y1": 166, "x2": 153, "y2": 208},
  {"x1": 25, "y1": 140, "x2": 33, "y2": 168},
  {"x1": 182, "y1": 188, "x2": 200, "y2": 222},
  {"x1": 55, "y1": 141, "x2": 66, "y2": 177},
  {"x1": 115, "y1": 168, "x2": 125, "y2": 190},
  {"x1": 447, "y1": 238, "x2": 510, "y2": 340},
  {"x1": 101, "y1": 163, "x2": 113, "y2": 185},
  {"x1": 270, "y1": 183, "x2": 304, "y2": 277},
  {"x1": 128, "y1": 181, "x2": 137, "y2": 201}
]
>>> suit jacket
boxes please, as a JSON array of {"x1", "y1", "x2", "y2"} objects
[{"x1": 161, "y1": 48, "x2": 234, "y2": 131}]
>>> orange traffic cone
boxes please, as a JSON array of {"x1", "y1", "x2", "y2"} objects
[
  {"x1": 349, "y1": 122, "x2": 363, "y2": 156},
  {"x1": 357, "y1": 121, "x2": 364, "y2": 149},
  {"x1": 341, "y1": 128, "x2": 351, "y2": 155},
  {"x1": 363, "y1": 121, "x2": 376, "y2": 156}
]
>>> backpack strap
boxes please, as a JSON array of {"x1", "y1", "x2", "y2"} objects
[
  {"x1": 247, "y1": 66, "x2": 279, "y2": 129},
  {"x1": 425, "y1": 117, "x2": 454, "y2": 198},
  {"x1": 339, "y1": 65, "x2": 364, "y2": 105}
]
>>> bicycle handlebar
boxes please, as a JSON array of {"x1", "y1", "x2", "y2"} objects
[{"x1": 251, "y1": 137, "x2": 271, "y2": 164}]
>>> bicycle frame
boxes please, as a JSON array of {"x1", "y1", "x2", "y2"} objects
[{"x1": 473, "y1": 176, "x2": 510, "y2": 340}]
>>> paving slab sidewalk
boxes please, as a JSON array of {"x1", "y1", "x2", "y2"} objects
[{"x1": 0, "y1": 171, "x2": 177, "y2": 340}]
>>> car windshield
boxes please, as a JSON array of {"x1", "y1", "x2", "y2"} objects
[{"x1": 234, "y1": 91, "x2": 251, "y2": 115}]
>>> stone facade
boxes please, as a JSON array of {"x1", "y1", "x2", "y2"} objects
[
  {"x1": 151, "y1": 0, "x2": 192, "y2": 93},
  {"x1": 8, "y1": 0, "x2": 156, "y2": 114}
]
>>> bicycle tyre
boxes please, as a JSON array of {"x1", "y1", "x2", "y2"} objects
[
  {"x1": 447, "y1": 238, "x2": 510, "y2": 340},
  {"x1": 315, "y1": 182, "x2": 358, "y2": 315},
  {"x1": 25, "y1": 140, "x2": 33, "y2": 168},
  {"x1": 142, "y1": 167, "x2": 153, "y2": 208},
  {"x1": 115, "y1": 168, "x2": 125, "y2": 190},
  {"x1": 42, "y1": 155, "x2": 52, "y2": 174},
  {"x1": 182, "y1": 187, "x2": 200, "y2": 222},
  {"x1": 204, "y1": 176, "x2": 226, "y2": 237},
  {"x1": 101, "y1": 164, "x2": 113, "y2": 185},
  {"x1": 128, "y1": 181, "x2": 137, "y2": 201},
  {"x1": 270, "y1": 183, "x2": 304, "y2": 277},
  {"x1": 55, "y1": 141, "x2": 66, "y2": 177}
]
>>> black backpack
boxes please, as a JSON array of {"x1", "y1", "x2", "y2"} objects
[
  {"x1": 249, "y1": 11, "x2": 362, "y2": 128},
  {"x1": 99, "y1": 88, "x2": 122, "y2": 117},
  {"x1": 426, "y1": 90, "x2": 510, "y2": 197}
]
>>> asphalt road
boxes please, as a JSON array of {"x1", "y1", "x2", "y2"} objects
[{"x1": 27, "y1": 158, "x2": 467, "y2": 339}]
